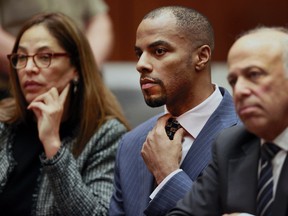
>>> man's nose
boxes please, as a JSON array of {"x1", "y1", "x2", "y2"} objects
[
  {"x1": 136, "y1": 53, "x2": 152, "y2": 74},
  {"x1": 233, "y1": 77, "x2": 251, "y2": 99}
]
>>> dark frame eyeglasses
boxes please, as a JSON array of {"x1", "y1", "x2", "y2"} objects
[{"x1": 7, "y1": 53, "x2": 70, "y2": 69}]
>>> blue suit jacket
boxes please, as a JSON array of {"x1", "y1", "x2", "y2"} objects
[{"x1": 109, "y1": 87, "x2": 240, "y2": 216}]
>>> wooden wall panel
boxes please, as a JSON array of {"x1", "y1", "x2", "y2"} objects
[{"x1": 105, "y1": 0, "x2": 288, "y2": 62}]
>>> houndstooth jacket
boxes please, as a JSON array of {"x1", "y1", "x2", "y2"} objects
[{"x1": 0, "y1": 118, "x2": 127, "y2": 216}]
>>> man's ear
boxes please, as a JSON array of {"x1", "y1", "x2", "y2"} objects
[{"x1": 195, "y1": 45, "x2": 211, "y2": 71}]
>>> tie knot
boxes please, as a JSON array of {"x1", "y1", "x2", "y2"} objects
[
  {"x1": 165, "y1": 117, "x2": 181, "y2": 140},
  {"x1": 261, "y1": 142, "x2": 281, "y2": 161}
]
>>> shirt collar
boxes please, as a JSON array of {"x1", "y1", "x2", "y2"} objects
[
  {"x1": 165, "y1": 85, "x2": 223, "y2": 138},
  {"x1": 262, "y1": 127, "x2": 288, "y2": 152}
]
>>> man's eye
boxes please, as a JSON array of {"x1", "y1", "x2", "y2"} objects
[
  {"x1": 155, "y1": 48, "x2": 166, "y2": 56},
  {"x1": 248, "y1": 71, "x2": 263, "y2": 80},
  {"x1": 227, "y1": 77, "x2": 237, "y2": 87},
  {"x1": 135, "y1": 51, "x2": 142, "y2": 59}
]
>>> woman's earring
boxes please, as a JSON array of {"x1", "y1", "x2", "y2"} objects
[{"x1": 73, "y1": 77, "x2": 79, "y2": 93}]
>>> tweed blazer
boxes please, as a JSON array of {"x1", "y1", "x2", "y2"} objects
[{"x1": 0, "y1": 118, "x2": 127, "y2": 216}]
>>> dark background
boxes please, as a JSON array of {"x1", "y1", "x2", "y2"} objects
[{"x1": 105, "y1": 0, "x2": 288, "y2": 62}]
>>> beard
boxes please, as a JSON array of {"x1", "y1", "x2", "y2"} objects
[
  {"x1": 144, "y1": 94, "x2": 167, "y2": 107},
  {"x1": 140, "y1": 76, "x2": 167, "y2": 107},
  {"x1": 143, "y1": 83, "x2": 167, "y2": 107}
]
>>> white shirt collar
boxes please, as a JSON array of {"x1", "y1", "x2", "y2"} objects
[
  {"x1": 264, "y1": 127, "x2": 288, "y2": 152},
  {"x1": 165, "y1": 85, "x2": 223, "y2": 138}
]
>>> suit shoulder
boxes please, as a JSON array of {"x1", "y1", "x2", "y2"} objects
[
  {"x1": 218, "y1": 125, "x2": 254, "y2": 140},
  {"x1": 215, "y1": 125, "x2": 258, "y2": 152}
]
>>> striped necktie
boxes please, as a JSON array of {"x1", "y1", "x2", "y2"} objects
[
  {"x1": 165, "y1": 117, "x2": 181, "y2": 140},
  {"x1": 257, "y1": 142, "x2": 281, "y2": 216}
]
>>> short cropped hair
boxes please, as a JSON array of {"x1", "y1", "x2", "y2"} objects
[{"x1": 143, "y1": 6, "x2": 215, "y2": 52}]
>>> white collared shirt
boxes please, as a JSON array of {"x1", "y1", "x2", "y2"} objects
[
  {"x1": 150, "y1": 85, "x2": 223, "y2": 199},
  {"x1": 261, "y1": 127, "x2": 288, "y2": 195}
]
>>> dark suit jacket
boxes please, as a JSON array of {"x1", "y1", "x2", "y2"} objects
[
  {"x1": 167, "y1": 125, "x2": 288, "y2": 216},
  {"x1": 109, "y1": 87, "x2": 240, "y2": 216}
]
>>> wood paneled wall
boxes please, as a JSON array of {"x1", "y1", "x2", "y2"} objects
[{"x1": 105, "y1": 0, "x2": 288, "y2": 62}]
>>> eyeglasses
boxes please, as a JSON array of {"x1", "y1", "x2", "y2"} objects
[{"x1": 7, "y1": 52, "x2": 70, "y2": 69}]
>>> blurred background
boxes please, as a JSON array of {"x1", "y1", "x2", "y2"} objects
[
  {"x1": 103, "y1": 0, "x2": 288, "y2": 127},
  {"x1": 1, "y1": 0, "x2": 287, "y2": 128},
  {"x1": 105, "y1": 0, "x2": 288, "y2": 62}
]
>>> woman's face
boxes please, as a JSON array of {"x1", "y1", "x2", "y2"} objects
[{"x1": 16, "y1": 24, "x2": 78, "y2": 104}]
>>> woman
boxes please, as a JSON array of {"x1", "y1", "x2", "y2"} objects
[{"x1": 0, "y1": 12, "x2": 129, "y2": 215}]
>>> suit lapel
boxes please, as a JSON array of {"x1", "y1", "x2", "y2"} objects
[
  {"x1": 138, "y1": 155, "x2": 154, "y2": 215},
  {"x1": 137, "y1": 118, "x2": 158, "y2": 215},
  {"x1": 227, "y1": 140, "x2": 259, "y2": 213},
  {"x1": 181, "y1": 88, "x2": 239, "y2": 180},
  {"x1": 180, "y1": 114, "x2": 225, "y2": 180}
]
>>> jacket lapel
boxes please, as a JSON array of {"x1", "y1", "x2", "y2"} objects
[
  {"x1": 227, "y1": 140, "x2": 259, "y2": 213},
  {"x1": 137, "y1": 118, "x2": 159, "y2": 215},
  {"x1": 181, "y1": 88, "x2": 239, "y2": 180},
  {"x1": 180, "y1": 115, "x2": 225, "y2": 180},
  {"x1": 138, "y1": 155, "x2": 154, "y2": 216},
  {"x1": 0, "y1": 126, "x2": 16, "y2": 192}
]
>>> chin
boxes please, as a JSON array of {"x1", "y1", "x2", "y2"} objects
[
  {"x1": 145, "y1": 97, "x2": 165, "y2": 107},
  {"x1": 25, "y1": 95, "x2": 36, "y2": 104},
  {"x1": 244, "y1": 118, "x2": 269, "y2": 135},
  {"x1": 24, "y1": 90, "x2": 46, "y2": 104}
]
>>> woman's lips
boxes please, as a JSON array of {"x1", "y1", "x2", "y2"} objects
[{"x1": 24, "y1": 80, "x2": 42, "y2": 91}]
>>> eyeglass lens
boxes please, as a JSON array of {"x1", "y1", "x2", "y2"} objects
[{"x1": 10, "y1": 53, "x2": 52, "y2": 69}]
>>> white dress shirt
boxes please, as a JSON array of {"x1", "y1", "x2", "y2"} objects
[
  {"x1": 150, "y1": 85, "x2": 223, "y2": 199},
  {"x1": 263, "y1": 127, "x2": 288, "y2": 196}
]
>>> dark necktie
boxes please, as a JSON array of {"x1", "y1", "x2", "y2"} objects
[
  {"x1": 165, "y1": 117, "x2": 181, "y2": 140},
  {"x1": 257, "y1": 142, "x2": 281, "y2": 216}
]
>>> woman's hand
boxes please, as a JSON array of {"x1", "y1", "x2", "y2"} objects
[{"x1": 28, "y1": 84, "x2": 70, "y2": 158}]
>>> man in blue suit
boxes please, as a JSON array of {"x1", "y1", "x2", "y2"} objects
[{"x1": 109, "y1": 6, "x2": 240, "y2": 216}]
